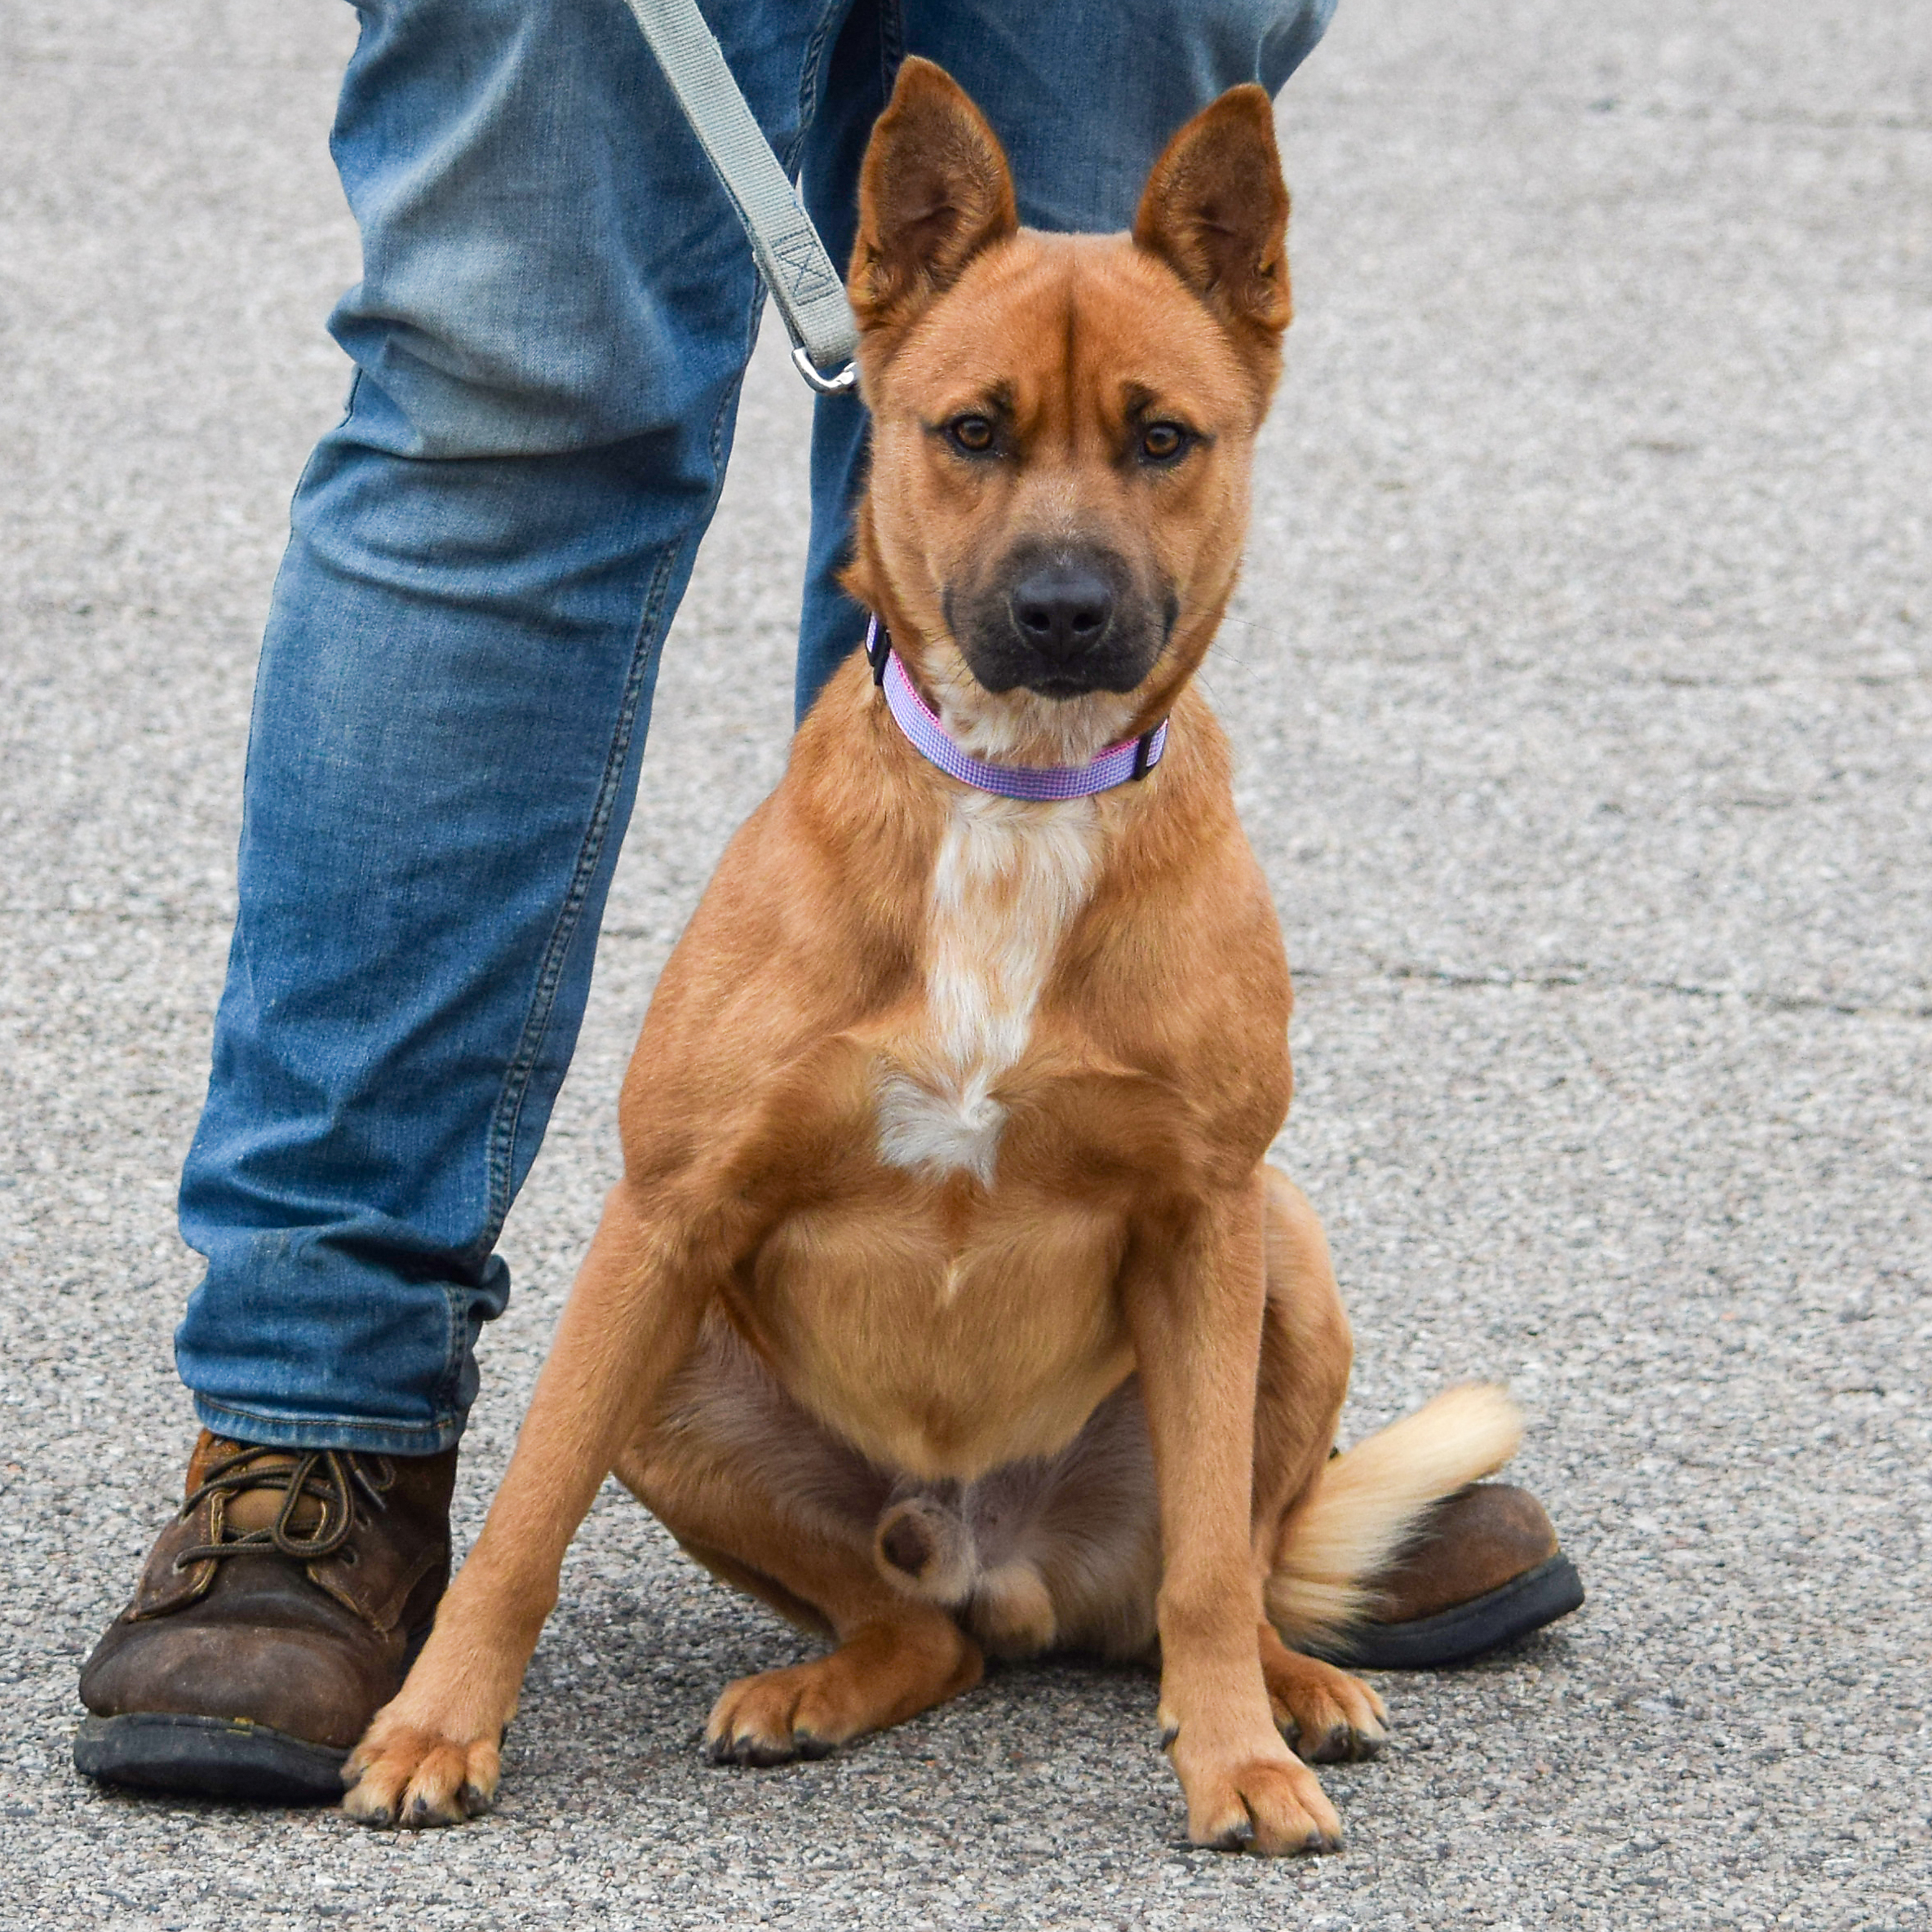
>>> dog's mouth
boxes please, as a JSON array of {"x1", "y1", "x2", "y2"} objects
[{"x1": 1025, "y1": 674, "x2": 1098, "y2": 701}]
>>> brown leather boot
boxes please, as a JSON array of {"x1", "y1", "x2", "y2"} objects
[
  {"x1": 1322, "y1": 1483, "x2": 1585, "y2": 1670},
  {"x1": 74, "y1": 1432, "x2": 456, "y2": 1803}
]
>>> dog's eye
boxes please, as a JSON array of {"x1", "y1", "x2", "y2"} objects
[
  {"x1": 946, "y1": 415, "x2": 996, "y2": 455},
  {"x1": 946, "y1": 414, "x2": 997, "y2": 454},
  {"x1": 1139, "y1": 422, "x2": 1191, "y2": 463}
]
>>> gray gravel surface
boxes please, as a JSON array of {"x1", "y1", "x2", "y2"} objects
[{"x1": 2, "y1": 1, "x2": 1928, "y2": 1925}]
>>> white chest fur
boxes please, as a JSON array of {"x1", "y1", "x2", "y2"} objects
[{"x1": 875, "y1": 791, "x2": 1101, "y2": 1187}]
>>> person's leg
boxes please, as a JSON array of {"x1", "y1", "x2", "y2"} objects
[
  {"x1": 174, "y1": 0, "x2": 857, "y2": 1457},
  {"x1": 792, "y1": 0, "x2": 1340, "y2": 716},
  {"x1": 78, "y1": 0, "x2": 861, "y2": 1801}
]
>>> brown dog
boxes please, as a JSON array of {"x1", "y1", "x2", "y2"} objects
[{"x1": 342, "y1": 60, "x2": 1522, "y2": 1854}]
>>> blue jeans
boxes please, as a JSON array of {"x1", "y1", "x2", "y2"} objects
[{"x1": 175, "y1": 0, "x2": 1338, "y2": 1454}]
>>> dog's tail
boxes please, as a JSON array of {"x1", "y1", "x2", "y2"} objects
[{"x1": 1265, "y1": 1384, "x2": 1522, "y2": 1649}]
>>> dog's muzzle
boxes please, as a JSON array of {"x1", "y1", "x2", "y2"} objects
[{"x1": 955, "y1": 543, "x2": 1165, "y2": 698}]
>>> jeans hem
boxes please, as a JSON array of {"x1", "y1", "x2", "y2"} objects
[{"x1": 192, "y1": 1395, "x2": 465, "y2": 1458}]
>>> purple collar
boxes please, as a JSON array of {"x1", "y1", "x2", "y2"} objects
[{"x1": 866, "y1": 617, "x2": 1167, "y2": 802}]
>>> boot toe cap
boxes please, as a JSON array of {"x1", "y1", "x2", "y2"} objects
[
  {"x1": 1372, "y1": 1482, "x2": 1561, "y2": 1625},
  {"x1": 81, "y1": 1615, "x2": 380, "y2": 1751}
]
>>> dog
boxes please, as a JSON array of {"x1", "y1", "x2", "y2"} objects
[{"x1": 341, "y1": 59, "x2": 1524, "y2": 1855}]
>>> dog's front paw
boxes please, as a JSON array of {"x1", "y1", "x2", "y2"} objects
[
  {"x1": 1170, "y1": 1733, "x2": 1343, "y2": 1855},
  {"x1": 342, "y1": 1712, "x2": 501, "y2": 1828},
  {"x1": 1184, "y1": 1755, "x2": 1343, "y2": 1856}
]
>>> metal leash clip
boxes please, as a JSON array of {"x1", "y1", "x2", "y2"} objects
[
  {"x1": 624, "y1": 0, "x2": 862, "y2": 398},
  {"x1": 791, "y1": 346, "x2": 858, "y2": 395}
]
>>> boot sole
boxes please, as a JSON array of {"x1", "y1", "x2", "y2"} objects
[
  {"x1": 73, "y1": 1713, "x2": 348, "y2": 1805},
  {"x1": 1319, "y1": 1551, "x2": 1586, "y2": 1671}
]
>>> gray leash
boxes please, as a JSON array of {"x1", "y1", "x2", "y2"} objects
[{"x1": 619, "y1": 0, "x2": 859, "y2": 393}]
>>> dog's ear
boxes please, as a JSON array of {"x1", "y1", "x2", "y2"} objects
[
  {"x1": 850, "y1": 58, "x2": 1018, "y2": 333},
  {"x1": 1133, "y1": 86, "x2": 1292, "y2": 349}
]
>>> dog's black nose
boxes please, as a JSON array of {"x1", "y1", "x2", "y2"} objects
[{"x1": 1009, "y1": 564, "x2": 1114, "y2": 658}]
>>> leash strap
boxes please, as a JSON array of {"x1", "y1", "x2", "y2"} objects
[{"x1": 619, "y1": 0, "x2": 859, "y2": 392}]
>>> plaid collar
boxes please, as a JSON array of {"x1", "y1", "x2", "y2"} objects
[{"x1": 866, "y1": 617, "x2": 1166, "y2": 801}]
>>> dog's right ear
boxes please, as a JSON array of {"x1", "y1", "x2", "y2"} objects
[
  {"x1": 849, "y1": 58, "x2": 1017, "y2": 334},
  {"x1": 1133, "y1": 86, "x2": 1292, "y2": 361}
]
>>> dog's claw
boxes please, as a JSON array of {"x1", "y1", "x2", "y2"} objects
[
  {"x1": 710, "y1": 1730, "x2": 807, "y2": 1769},
  {"x1": 1290, "y1": 1717, "x2": 1382, "y2": 1764}
]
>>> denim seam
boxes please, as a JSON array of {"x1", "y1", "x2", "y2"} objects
[
  {"x1": 452, "y1": 308, "x2": 764, "y2": 1440},
  {"x1": 434, "y1": 1255, "x2": 465, "y2": 1436},
  {"x1": 473, "y1": 538, "x2": 681, "y2": 1239},
  {"x1": 432, "y1": 538, "x2": 677, "y2": 1429},
  {"x1": 793, "y1": 0, "x2": 850, "y2": 148},
  {"x1": 877, "y1": 0, "x2": 905, "y2": 93}
]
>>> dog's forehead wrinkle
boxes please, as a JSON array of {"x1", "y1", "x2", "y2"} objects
[
  {"x1": 911, "y1": 239, "x2": 1130, "y2": 423},
  {"x1": 902, "y1": 242, "x2": 1244, "y2": 456}
]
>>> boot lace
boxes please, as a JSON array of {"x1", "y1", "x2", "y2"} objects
[{"x1": 173, "y1": 1445, "x2": 397, "y2": 1565}]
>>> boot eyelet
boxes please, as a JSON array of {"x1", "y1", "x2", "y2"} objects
[{"x1": 339, "y1": 1547, "x2": 359, "y2": 1567}]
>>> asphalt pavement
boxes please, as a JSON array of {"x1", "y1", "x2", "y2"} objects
[{"x1": 2, "y1": 1, "x2": 1927, "y2": 1926}]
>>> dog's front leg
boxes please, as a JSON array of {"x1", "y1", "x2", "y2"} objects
[
  {"x1": 1123, "y1": 1172, "x2": 1345, "y2": 1856},
  {"x1": 343, "y1": 1181, "x2": 714, "y2": 1828}
]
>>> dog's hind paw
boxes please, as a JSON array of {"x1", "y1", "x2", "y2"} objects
[
  {"x1": 1259, "y1": 1629, "x2": 1387, "y2": 1763},
  {"x1": 705, "y1": 1660, "x2": 858, "y2": 1766},
  {"x1": 704, "y1": 1620, "x2": 982, "y2": 1767}
]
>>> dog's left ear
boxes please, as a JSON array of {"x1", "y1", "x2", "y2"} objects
[
  {"x1": 850, "y1": 58, "x2": 1018, "y2": 335},
  {"x1": 1134, "y1": 86, "x2": 1292, "y2": 355}
]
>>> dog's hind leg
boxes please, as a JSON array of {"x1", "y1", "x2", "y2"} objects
[
  {"x1": 1252, "y1": 1164, "x2": 1523, "y2": 1751},
  {"x1": 614, "y1": 1318, "x2": 983, "y2": 1766},
  {"x1": 1255, "y1": 1620, "x2": 1385, "y2": 1764},
  {"x1": 1252, "y1": 1164, "x2": 1355, "y2": 1554},
  {"x1": 699, "y1": 1603, "x2": 982, "y2": 1766},
  {"x1": 631, "y1": 1488, "x2": 983, "y2": 1768}
]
